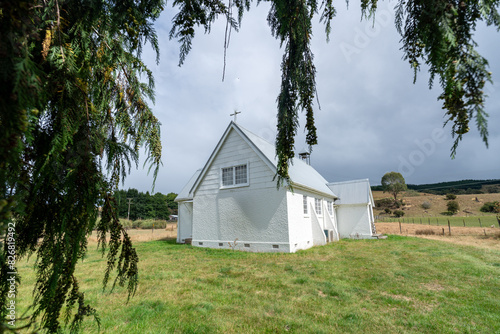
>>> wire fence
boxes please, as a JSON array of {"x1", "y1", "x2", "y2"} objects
[
  {"x1": 377, "y1": 215, "x2": 500, "y2": 228},
  {"x1": 376, "y1": 216, "x2": 500, "y2": 237}
]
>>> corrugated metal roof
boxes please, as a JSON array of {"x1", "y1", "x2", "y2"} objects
[
  {"x1": 237, "y1": 124, "x2": 335, "y2": 197},
  {"x1": 327, "y1": 179, "x2": 373, "y2": 205},
  {"x1": 175, "y1": 169, "x2": 201, "y2": 202}
]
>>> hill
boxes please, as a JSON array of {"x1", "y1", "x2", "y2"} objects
[
  {"x1": 372, "y1": 191, "x2": 500, "y2": 218},
  {"x1": 372, "y1": 179, "x2": 500, "y2": 195}
]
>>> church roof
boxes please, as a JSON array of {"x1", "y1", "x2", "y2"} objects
[
  {"x1": 175, "y1": 169, "x2": 201, "y2": 202},
  {"x1": 188, "y1": 122, "x2": 337, "y2": 198},
  {"x1": 237, "y1": 124, "x2": 335, "y2": 197},
  {"x1": 327, "y1": 179, "x2": 373, "y2": 205}
]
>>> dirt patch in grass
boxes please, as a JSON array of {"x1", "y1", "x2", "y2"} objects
[{"x1": 375, "y1": 222, "x2": 500, "y2": 251}]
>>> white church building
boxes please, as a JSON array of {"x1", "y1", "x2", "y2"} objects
[{"x1": 175, "y1": 121, "x2": 377, "y2": 253}]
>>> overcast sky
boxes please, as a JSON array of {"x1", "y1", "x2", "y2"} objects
[{"x1": 122, "y1": 1, "x2": 500, "y2": 195}]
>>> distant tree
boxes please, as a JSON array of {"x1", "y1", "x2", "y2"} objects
[
  {"x1": 166, "y1": 192, "x2": 179, "y2": 214},
  {"x1": 153, "y1": 192, "x2": 171, "y2": 220},
  {"x1": 381, "y1": 172, "x2": 408, "y2": 201},
  {"x1": 447, "y1": 201, "x2": 460, "y2": 214},
  {"x1": 445, "y1": 193, "x2": 457, "y2": 200}
]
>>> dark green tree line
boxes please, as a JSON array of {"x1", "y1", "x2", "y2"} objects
[{"x1": 114, "y1": 189, "x2": 177, "y2": 220}]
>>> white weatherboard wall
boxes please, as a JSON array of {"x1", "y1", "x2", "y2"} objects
[
  {"x1": 336, "y1": 205, "x2": 372, "y2": 238},
  {"x1": 286, "y1": 191, "x2": 314, "y2": 252},
  {"x1": 328, "y1": 179, "x2": 375, "y2": 239},
  {"x1": 192, "y1": 128, "x2": 291, "y2": 252},
  {"x1": 177, "y1": 201, "x2": 193, "y2": 243}
]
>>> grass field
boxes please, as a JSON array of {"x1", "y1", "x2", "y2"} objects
[
  {"x1": 14, "y1": 235, "x2": 500, "y2": 333},
  {"x1": 378, "y1": 215, "x2": 499, "y2": 228}
]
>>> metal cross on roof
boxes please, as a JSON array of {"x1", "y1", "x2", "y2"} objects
[{"x1": 230, "y1": 110, "x2": 241, "y2": 122}]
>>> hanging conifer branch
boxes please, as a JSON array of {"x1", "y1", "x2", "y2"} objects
[{"x1": 0, "y1": 0, "x2": 164, "y2": 332}]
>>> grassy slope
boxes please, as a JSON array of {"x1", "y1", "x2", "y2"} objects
[
  {"x1": 373, "y1": 191, "x2": 500, "y2": 218},
  {"x1": 16, "y1": 237, "x2": 500, "y2": 333}
]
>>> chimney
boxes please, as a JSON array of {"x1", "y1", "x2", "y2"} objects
[{"x1": 298, "y1": 149, "x2": 311, "y2": 165}]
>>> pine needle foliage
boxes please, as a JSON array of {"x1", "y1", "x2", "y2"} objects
[
  {"x1": 0, "y1": 0, "x2": 164, "y2": 332},
  {"x1": 170, "y1": 0, "x2": 499, "y2": 184}
]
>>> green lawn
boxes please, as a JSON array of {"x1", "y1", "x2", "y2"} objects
[{"x1": 15, "y1": 236, "x2": 500, "y2": 333}]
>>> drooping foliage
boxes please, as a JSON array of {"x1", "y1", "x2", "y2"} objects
[
  {"x1": 395, "y1": 0, "x2": 499, "y2": 155},
  {"x1": 0, "y1": 0, "x2": 163, "y2": 332},
  {"x1": 170, "y1": 0, "x2": 499, "y2": 184}
]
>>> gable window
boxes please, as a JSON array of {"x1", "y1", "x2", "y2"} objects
[
  {"x1": 221, "y1": 164, "x2": 248, "y2": 188},
  {"x1": 234, "y1": 164, "x2": 247, "y2": 184},
  {"x1": 222, "y1": 167, "x2": 234, "y2": 186},
  {"x1": 315, "y1": 198, "x2": 322, "y2": 215},
  {"x1": 327, "y1": 201, "x2": 334, "y2": 215},
  {"x1": 303, "y1": 195, "x2": 308, "y2": 215}
]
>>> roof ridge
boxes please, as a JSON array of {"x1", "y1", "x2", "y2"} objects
[{"x1": 328, "y1": 178, "x2": 369, "y2": 185}]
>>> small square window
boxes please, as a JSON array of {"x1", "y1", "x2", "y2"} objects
[
  {"x1": 221, "y1": 164, "x2": 248, "y2": 187},
  {"x1": 303, "y1": 195, "x2": 308, "y2": 215}
]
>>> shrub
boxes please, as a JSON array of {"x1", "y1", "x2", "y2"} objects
[
  {"x1": 375, "y1": 198, "x2": 394, "y2": 208},
  {"x1": 384, "y1": 208, "x2": 392, "y2": 214},
  {"x1": 421, "y1": 201, "x2": 432, "y2": 210},
  {"x1": 480, "y1": 201, "x2": 500, "y2": 213},
  {"x1": 139, "y1": 219, "x2": 168, "y2": 229},
  {"x1": 446, "y1": 200, "x2": 460, "y2": 214},
  {"x1": 404, "y1": 189, "x2": 421, "y2": 197},
  {"x1": 441, "y1": 211, "x2": 454, "y2": 216},
  {"x1": 393, "y1": 210, "x2": 405, "y2": 218},
  {"x1": 445, "y1": 193, "x2": 457, "y2": 200},
  {"x1": 416, "y1": 229, "x2": 435, "y2": 235}
]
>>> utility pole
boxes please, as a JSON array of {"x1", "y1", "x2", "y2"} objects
[{"x1": 127, "y1": 198, "x2": 133, "y2": 221}]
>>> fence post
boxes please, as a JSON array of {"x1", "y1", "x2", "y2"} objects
[
  {"x1": 478, "y1": 218, "x2": 482, "y2": 227},
  {"x1": 399, "y1": 221, "x2": 402, "y2": 234},
  {"x1": 448, "y1": 220, "x2": 451, "y2": 236},
  {"x1": 463, "y1": 219, "x2": 465, "y2": 227},
  {"x1": 428, "y1": 218, "x2": 430, "y2": 225},
  {"x1": 442, "y1": 228, "x2": 445, "y2": 236}
]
